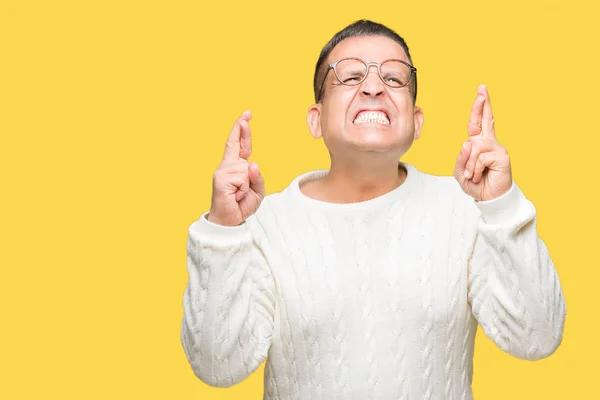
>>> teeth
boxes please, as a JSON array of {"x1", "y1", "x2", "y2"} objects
[{"x1": 353, "y1": 111, "x2": 390, "y2": 125}]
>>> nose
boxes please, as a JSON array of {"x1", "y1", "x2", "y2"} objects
[{"x1": 360, "y1": 65, "x2": 384, "y2": 97}]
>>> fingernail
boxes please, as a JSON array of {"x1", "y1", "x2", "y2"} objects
[{"x1": 465, "y1": 170, "x2": 471, "y2": 178}]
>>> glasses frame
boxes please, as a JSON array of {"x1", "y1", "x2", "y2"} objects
[{"x1": 317, "y1": 57, "x2": 417, "y2": 103}]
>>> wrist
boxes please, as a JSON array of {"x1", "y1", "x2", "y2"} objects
[{"x1": 205, "y1": 211, "x2": 242, "y2": 227}]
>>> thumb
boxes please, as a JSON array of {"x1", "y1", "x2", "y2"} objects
[
  {"x1": 248, "y1": 162, "x2": 266, "y2": 197},
  {"x1": 454, "y1": 141, "x2": 471, "y2": 181}
]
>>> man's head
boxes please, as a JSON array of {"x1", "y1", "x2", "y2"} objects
[
  {"x1": 307, "y1": 20, "x2": 423, "y2": 163},
  {"x1": 313, "y1": 20, "x2": 417, "y2": 104}
]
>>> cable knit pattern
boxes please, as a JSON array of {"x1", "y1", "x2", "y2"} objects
[
  {"x1": 181, "y1": 163, "x2": 566, "y2": 399},
  {"x1": 386, "y1": 199, "x2": 408, "y2": 399},
  {"x1": 418, "y1": 184, "x2": 435, "y2": 400},
  {"x1": 445, "y1": 201, "x2": 461, "y2": 400}
]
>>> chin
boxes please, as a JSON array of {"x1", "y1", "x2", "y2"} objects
[
  {"x1": 354, "y1": 136, "x2": 413, "y2": 156},
  {"x1": 349, "y1": 140, "x2": 396, "y2": 153},
  {"x1": 351, "y1": 131, "x2": 395, "y2": 149}
]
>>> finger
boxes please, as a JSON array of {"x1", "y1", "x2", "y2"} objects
[
  {"x1": 454, "y1": 141, "x2": 472, "y2": 181},
  {"x1": 473, "y1": 151, "x2": 503, "y2": 184},
  {"x1": 248, "y1": 162, "x2": 266, "y2": 197},
  {"x1": 223, "y1": 111, "x2": 252, "y2": 161},
  {"x1": 239, "y1": 118, "x2": 252, "y2": 160},
  {"x1": 465, "y1": 136, "x2": 502, "y2": 178},
  {"x1": 472, "y1": 153, "x2": 487, "y2": 184},
  {"x1": 455, "y1": 141, "x2": 479, "y2": 198},
  {"x1": 220, "y1": 169, "x2": 245, "y2": 190},
  {"x1": 215, "y1": 159, "x2": 249, "y2": 179},
  {"x1": 235, "y1": 172, "x2": 250, "y2": 202},
  {"x1": 478, "y1": 84, "x2": 495, "y2": 138},
  {"x1": 468, "y1": 94, "x2": 485, "y2": 137},
  {"x1": 472, "y1": 137, "x2": 501, "y2": 153},
  {"x1": 464, "y1": 142, "x2": 481, "y2": 180}
]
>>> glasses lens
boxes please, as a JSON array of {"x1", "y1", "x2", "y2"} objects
[
  {"x1": 335, "y1": 59, "x2": 367, "y2": 86},
  {"x1": 381, "y1": 60, "x2": 412, "y2": 87},
  {"x1": 380, "y1": 60, "x2": 412, "y2": 87}
]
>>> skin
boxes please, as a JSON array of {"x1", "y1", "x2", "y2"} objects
[
  {"x1": 304, "y1": 35, "x2": 424, "y2": 203},
  {"x1": 207, "y1": 110, "x2": 265, "y2": 226},
  {"x1": 454, "y1": 83, "x2": 513, "y2": 201},
  {"x1": 207, "y1": 35, "x2": 513, "y2": 226}
]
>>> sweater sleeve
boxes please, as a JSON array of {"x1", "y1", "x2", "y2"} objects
[
  {"x1": 467, "y1": 183, "x2": 566, "y2": 360},
  {"x1": 181, "y1": 212, "x2": 276, "y2": 387}
]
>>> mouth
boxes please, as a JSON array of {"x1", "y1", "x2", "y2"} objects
[{"x1": 352, "y1": 110, "x2": 391, "y2": 125}]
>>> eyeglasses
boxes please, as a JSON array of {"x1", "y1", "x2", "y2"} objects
[{"x1": 317, "y1": 57, "x2": 417, "y2": 102}]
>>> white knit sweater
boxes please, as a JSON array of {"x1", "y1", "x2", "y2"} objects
[{"x1": 181, "y1": 163, "x2": 566, "y2": 400}]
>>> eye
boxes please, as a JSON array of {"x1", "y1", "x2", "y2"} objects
[
  {"x1": 339, "y1": 69, "x2": 365, "y2": 84},
  {"x1": 343, "y1": 76, "x2": 362, "y2": 84},
  {"x1": 383, "y1": 75, "x2": 404, "y2": 85}
]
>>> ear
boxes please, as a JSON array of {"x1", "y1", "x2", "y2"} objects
[
  {"x1": 307, "y1": 103, "x2": 323, "y2": 139},
  {"x1": 412, "y1": 106, "x2": 424, "y2": 140}
]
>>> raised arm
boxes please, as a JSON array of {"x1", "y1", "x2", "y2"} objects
[
  {"x1": 181, "y1": 111, "x2": 276, "y2": 386},
  {"x1": 455, "y1": 85, "x2": 566, "y2": 360}
]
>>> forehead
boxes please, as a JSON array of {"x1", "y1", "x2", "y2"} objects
[{"x1": 327, "y1": 35, "x2": 409, "y2": 64}]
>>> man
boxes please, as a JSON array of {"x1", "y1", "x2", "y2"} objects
[{"x1": 181, "y1": 19, "x2": 566, "y2": 399}]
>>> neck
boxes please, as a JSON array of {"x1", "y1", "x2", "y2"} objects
[{"x1": 306, "y1": 156, "x2": 407, "y2": 204}]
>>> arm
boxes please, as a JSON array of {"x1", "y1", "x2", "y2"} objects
[
  {"x1": 467, "y1": 183, "x2": 566, "y2": 360},
  {"x1": 181, "y1": 213, "x2": 276, "y2": 387},
  {"x1": 181, "y1": 110, "x2": 273, "y2": 386},
  {"x1": 454, "y1": 85, "x2": 566, "y2": 359}
]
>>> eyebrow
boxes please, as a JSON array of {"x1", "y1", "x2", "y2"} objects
[{"x1": 347, "y1": 69, "x2": 364, "y2": 75}]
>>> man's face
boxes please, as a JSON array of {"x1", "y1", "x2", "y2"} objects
[{"x1": 309, "y1": 35, "x2": 423, "y2": 161}]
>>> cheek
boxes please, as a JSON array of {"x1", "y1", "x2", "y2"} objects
[
  {"x1": 322, "y1": 101, "x2": 350, "y2": 131},
  {"x1": 392, "y1": 98, "x2": 416, "y2": 127},
  {"x1": 397, "y1": 119, "x2": 415, "y2": 139}
]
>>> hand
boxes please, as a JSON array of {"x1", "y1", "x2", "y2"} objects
[
  {"x1": 207, "y1": 111, "x2": 266, "y2": 226},
  {"x1": 454, "y1": 84, "x2": 513, "y2": 201}
]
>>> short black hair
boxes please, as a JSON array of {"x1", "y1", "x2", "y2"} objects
[{"x1": 313, "y1": 19, "x2": 417, "y2": 104}]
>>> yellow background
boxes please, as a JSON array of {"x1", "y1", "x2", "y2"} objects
[{"x1": 1, "y1": 0, "x2": 597, "y2": 398}]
